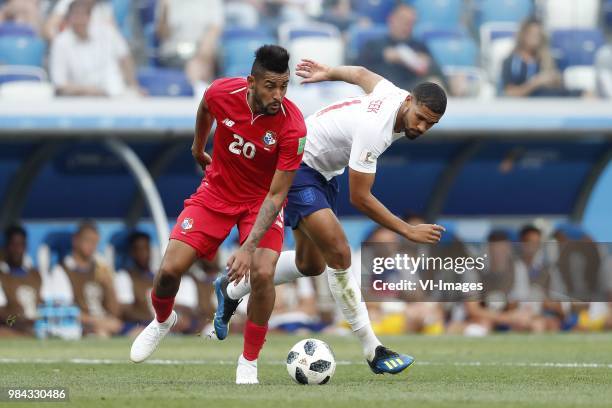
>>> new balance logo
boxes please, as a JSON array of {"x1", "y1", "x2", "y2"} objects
[{"x1": 222, "y1": 118, "x2": 235, "y2": 127}]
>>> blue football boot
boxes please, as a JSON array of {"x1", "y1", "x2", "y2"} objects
[
  {"x1": 367, "y1": 345, "x2": 415, "y2": 374},
  {"x1": 212, "y1": 275, "x2": 241, "y2": 340}
]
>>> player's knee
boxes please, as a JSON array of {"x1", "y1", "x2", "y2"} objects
[
  {"x1": 323, "y1": 239, "x2": 351, "y2": 270},
  {"x1": 156, "y1": 262, "x2": 183, "y2": 292},
  {"x1": 295, "y1": 256, "x2": 325, "y2": 277},
  {"x1": 250, "y1": 261, "x2": 275, "y2": 289}
]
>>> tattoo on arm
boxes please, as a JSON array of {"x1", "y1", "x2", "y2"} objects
[{"x1": 243, "y1": 198, "x2": 280, "y2": 253}]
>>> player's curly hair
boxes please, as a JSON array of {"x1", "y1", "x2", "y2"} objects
[
  {"x1": 251, "y1": 45, "x2": 290, "y2": 77},
  {"x1": 412, "y1": 82, "x2": 447, "y2": 115}
]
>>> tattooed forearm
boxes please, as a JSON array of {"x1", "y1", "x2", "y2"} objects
[{"x1": 243, "y1": 198, "x2": 280, "y2": 253}]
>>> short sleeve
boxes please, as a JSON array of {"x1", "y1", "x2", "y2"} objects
[
  {"x1": 370, "y1": 78, "x2": 401, "y2": 95},
  {"x1": 203, "y1": 79, "x2": 221, "y2": 114},
  {"x1": 277, "y1": 125, "x2": 306, "y2": 171},
  {"x1": 348, "y1": 125, "x2": 383, "y2": 174}
]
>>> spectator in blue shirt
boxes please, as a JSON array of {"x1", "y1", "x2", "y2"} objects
[{"x1": 501, "y1": 18, "x2": 577, "y2": 97}]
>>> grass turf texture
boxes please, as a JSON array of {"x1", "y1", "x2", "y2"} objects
[{"x1": 1, "y1": 334, "x2": 611, "y2": 407}]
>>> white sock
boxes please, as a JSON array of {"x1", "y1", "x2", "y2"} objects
[
  {"x1": 326, "y1": 265, "x2": 381, "y2": 361},
  {"x1": 239, "y1": 354, "x2": 257, "y2": 366},
  {"x1": 227, "y1": 250, "x2": 305, "y2": 300}
]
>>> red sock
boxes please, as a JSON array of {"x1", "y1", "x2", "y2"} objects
[
  {"x1": 243, "y1": 320, "x2": 268, "y2": 361},
  {"x1": 151, "y1": 291, "x2": 175, "y2": 323}
]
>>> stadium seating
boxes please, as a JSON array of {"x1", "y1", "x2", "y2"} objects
[
  {"x1": 0, "y1": 22, "x2": 36, "y2": 37},
  {"x1": 0, "y1": 81, "x2": 54, "y2": 100},
  {"x1": 288, "y1": 37, "x2": 345, "y2": 83},
  {"x1": 475, "y1": 0, "x2": 533, "y2": 27},
  {"x1": 412, "y1": 0, "x2": 464, "y2": 27},
  {"x1": 563, "y1": 65, "x2": 597, "y2": 93},
  {"x1": 278, "y1": 22, "x2": 340, "y2": 47},
  {"x1": 137, "y1": 67, "x2": 194, "y2": 97},
  {"x1": 443, "y1": 66, "x2": 493, "y2": 98},
  {"x1": 346, "y1": 24, "x2": 388, "y2": 62},
  {"x1": 220, "y1": 28, "x2": 276, "y2": 77},
  {"x1": 541, "y1": 0, "x2": 600, "y2": 29},
  {"x1": 0, "y1": 65, "x2": 47, "y2": 84},
  {"x1": 479, "y1": 22, "x2": 518, "y2": 81},
  {"x1": 427, "y1": 36, "x2": 479, "y2": 68},
  {"x1": 413, "y1": 24, "x2": 469, "y2": 43},
  {"x1": 38, "y1": 231, "x2": 73, "y2": 276},
  {"x1": 0, "y1": 36, "x2": 46, "y2": 67},
  {"x1": 550, "y1": 29, "x2": 605, "y2": 70},
  {"x1": 353, "y1": 0, "x2": 397, "y2": 23},
  {"x1": 107, "y1": 230, "x2": 131, "y2": 270}
]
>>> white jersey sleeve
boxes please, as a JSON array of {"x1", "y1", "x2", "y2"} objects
[{"x1": 348, "y1": 123, "x2": 385, "y2": 174}]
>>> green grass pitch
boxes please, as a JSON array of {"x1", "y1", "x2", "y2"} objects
[{"x1": 1, "y1": 334, "x2": 611, "y2": 407}]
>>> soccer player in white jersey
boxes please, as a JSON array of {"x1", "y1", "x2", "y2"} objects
[{"x1": 213, "y1": 60, "x2": 447, "y2": 374}]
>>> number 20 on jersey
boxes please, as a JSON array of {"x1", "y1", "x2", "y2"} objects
[{"x1": 228, "y1": 134, "x2": 256, "y2": 159}]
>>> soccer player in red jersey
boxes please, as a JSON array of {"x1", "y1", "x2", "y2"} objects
[{"x1": 130, "y1": 45, "x2": 306, "y2": 384}]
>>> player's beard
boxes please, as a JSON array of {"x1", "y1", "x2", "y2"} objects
[
  {"x1": 404, "y1": 129, "x2": 421, "y2": 140},
  {"x1": 253, "y1": 91, "x2": 278, "y2": 116}
]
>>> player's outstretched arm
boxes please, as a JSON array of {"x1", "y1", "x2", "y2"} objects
[
  {"x1": 296, "y1": 59, "x2": 383, "y2": 94},
  {"x1": 226, "y1": 169, "x2": 297, "y2": 282},
  {"x1": 191, "y1": 95, "x2": 214, "y2": 171},
  {"x1": 348, "y1": 168, "x2": 445, "y2": 244}
]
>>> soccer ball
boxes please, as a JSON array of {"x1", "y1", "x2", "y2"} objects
[{"x1": 286, "y1": 338, "x2": 336, "y2": 385}]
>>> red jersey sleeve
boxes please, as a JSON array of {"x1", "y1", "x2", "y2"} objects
[
  {"x1": 277, "y1": 120, "x2": 306, "y2": 171},
  {"x1": 203, "y1": 80, "x2": 221, "y2": 116}
]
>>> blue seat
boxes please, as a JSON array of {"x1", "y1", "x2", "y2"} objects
[
  {"x1": 222, "y1": 27, "x2": 271, "y2": 42},
  {"x1": 0, "y1": 36, "x2": 46, "y2": 67},
  {"x1": 551, "y1": 29, "x2": 605, "y2": 70},
  {"x1": 278, "y1": 22, "x2": 339, "y2": 45},
  {"x1": 427, "y1": 36, "x2": 479, "y2": 67},
  {"x1": 476, "y1": 0, "x2": 533, "y2": 26},
  {"x1": 0, "y1": 65, "x2": 46, "y2": 85},
  {"x1": 42, "y1": 231, "x2": 74, "y2": 266},
  {"x1": 137, "y1": 67, "x2": 193, "y2": 96},
  {"x1": 346, "y1": 24, "x2": 388, "y2": 62},
  {"x1": 0, "y1": 22, "x2": 36, "y2": 37},
  {"x1": 413, "y1": 24, "x2": 469, "y2": 43},
  {"x1": 108, "y1": 230, "x2": 131, "y2": 270},
  {"x1": 353, "y1": 0, "x2": 397, "y2": 24},
  {"x1": 412, "y1": 0, "x2": 463, "y2": 26},
  {"x1": 220, "y1": 30, "x2": 276, "y2": 77}
]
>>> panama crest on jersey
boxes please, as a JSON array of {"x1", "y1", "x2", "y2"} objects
[
  {"x1": 262, "y1": 130, "x2": 277, "y2": 150},
  {"x1": 181, "y1": 217, "x2": 194, "y2": 231}
]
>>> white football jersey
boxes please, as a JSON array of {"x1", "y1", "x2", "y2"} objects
[{"x1": 302, "y1": 79, "x2": 409, "y2": 180}]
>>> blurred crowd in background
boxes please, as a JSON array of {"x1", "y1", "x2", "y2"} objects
[
  {"x1": 1, "y1": 217, "x2": 611, "y2": 339},
  {"x1": 0, "y1": 0, "x2": 611, "y2": 98}
]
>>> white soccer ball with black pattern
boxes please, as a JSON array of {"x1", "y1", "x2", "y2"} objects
[{"x1": 286, "y1": 338, "x2": 336, "y2": 385}]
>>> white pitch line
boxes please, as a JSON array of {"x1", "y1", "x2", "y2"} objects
[{"x1": 1, "y1": 358, "x2": 611, "y2": 369}]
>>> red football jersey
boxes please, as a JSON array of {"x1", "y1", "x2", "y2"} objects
[{"x1": 192, "y1": 77, "x2": 306, "y2": 209}]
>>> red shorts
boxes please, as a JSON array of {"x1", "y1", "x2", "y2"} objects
[{"x1": 170, "y1": 199, "x2": 285, "y2": 260}]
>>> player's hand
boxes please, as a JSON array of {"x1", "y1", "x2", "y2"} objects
[
  {"x1": 226, "y1": 247, "x2": 253, "y2": 284},
  {"x1": 405, "y1": 224, "x2": 445, "y2": 244},
  {"x1": 296, "y1": 59, "x2": 331, "y2": 84},
  {"x1": 192, "y1": 148, "x2": 212, "y2": 172}
]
